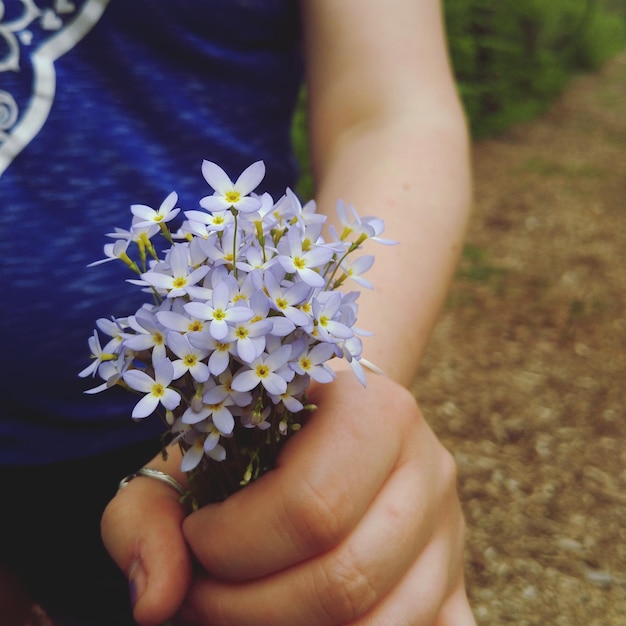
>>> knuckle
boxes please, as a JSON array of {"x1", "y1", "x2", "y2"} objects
[
  {"x1": 314, "y1": 551, "x2": 378, "y2": 624},
  {"x1": 282, "y1": 476, "x2": 347, "y2": 554}
]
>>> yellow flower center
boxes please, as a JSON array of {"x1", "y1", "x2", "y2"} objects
[
  {"x1": 213, "y1": 310, "x2": 226, "y2": 321},
  {"x1": 293, "y1": 257, "x2": 306, "y2": 270},
  {"x1": 184, "y1": 355, "x2": 197, "y2": 367},
  {"x1": 188, "y1": 321, "x2": 203, "y2": 332},
  {"x1": 173, "y1": 277, "x2": 187, "y2": 289},
  {"x1": 152, "y1": 383, "x2": 165, "y2": 398},
  {"x1": 236, "y1": 327, "x2": 249, "y2": 339},
  {"x1": 299, "y1": 357, "x2": 312, "y2": 371},
  {"x1": 255, "y1": 364, "x2": 270, "y2": 378},
  {"x1": 225, "y1": 191, "x2": 241, "y2": 204}
]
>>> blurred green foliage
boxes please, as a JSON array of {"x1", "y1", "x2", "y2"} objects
[
  {"x1": 445, "y1": 0, "x2": 626, "y2": 136},
  {"x1": 292, "y1": 0, "x2": 625, "y2": 196}
]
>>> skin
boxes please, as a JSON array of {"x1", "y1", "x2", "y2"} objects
[{"x1": 102, "y1": 0, "x2": 476, "y2": 624}]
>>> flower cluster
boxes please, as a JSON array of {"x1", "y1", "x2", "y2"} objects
[{"x1": 80, "y1": 160, "x2": 394, "y2": 506}]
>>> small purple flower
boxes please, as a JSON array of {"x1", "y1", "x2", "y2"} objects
[
  {"x1": 276, "y1": 227, "x2": 334, "y2": 288},
  {"x1": 200, "y1": 160, "x2": 265, "y2": 214},
  {"x1": 123, "y1": 358, "x2": 181, "y2": 419},
  {"x1": 184, "y1": 280, "x2": 254, "y2": 340},
  {"x1": 231, "y1": 344, "x2": 293, "y2": 396}
]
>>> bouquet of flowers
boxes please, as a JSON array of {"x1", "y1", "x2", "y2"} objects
[{"x1": 80, "y1": 160, "x2": 393, "y2": 509}]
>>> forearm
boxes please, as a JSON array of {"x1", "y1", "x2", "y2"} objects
[
  {"x1": 301, "y1": 0, "x2": 473, "y2": 387},
  {"x1": 312, "y1": 109, "x2": 472, "y2": 386}
]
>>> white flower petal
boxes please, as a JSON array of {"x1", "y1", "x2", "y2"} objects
[
  {"x1": 261, "y1": 373, "x2": 287, "y2": 396},
  {"x1": 123, "y1": 369, "x2": 154, "y2": 393},
  {"x1": 202, "y1": 160, "x2": 233, "y2": 194},
  {"x1": 131, "y1": 393, "x2": 159, "y2": 419},
  {"x1": 181, "y1": 443, "x2": 204, "y2": 472},
  {"x1": 235, "y1": 160, "x2": 265, "y2": 194},
  {"x1": 231, "y1": 369, "x2": 260, "y2": 392}
]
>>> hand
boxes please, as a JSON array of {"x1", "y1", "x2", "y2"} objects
[
  {"x1": 182, "y1": 370, "x2": 474, "y2": 625},
  {"x1": 102, "y1": 371, "x2": 475, "y2": 625},
  {"x1": 101, "y1": 461, "x2": 192, "y2": 626}
]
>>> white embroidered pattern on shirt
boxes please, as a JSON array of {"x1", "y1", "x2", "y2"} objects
[{"x1": 0, "y1": 0, "x2": 109, "y2": 176}]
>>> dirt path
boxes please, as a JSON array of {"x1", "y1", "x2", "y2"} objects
[{"x1": 415, "y1": 51, "x2": 626, "y2": 624}]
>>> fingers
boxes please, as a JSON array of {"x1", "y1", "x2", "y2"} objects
[
  {"x1": 179, "y1": 445, "x2": 427, "y2": 625},
  {"x1": 182, "y1": 372, "x2": 414, "y2": 582},
  {"x1": 101, "y1": 469, "x2": 192, "y2": 626},
  {"x1": 348, "y1": 484, "x2": 473, "y2": 626},
  {"x1": 177, "y1": 375, "x2": 471, "y2": 626},
  {"x1": 434, "y1": 585, "x2": 477, "y2": 626}
]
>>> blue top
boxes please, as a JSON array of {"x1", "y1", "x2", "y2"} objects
[{"x1": 0, "y1": 0, "x2": 303, "y2": 465}]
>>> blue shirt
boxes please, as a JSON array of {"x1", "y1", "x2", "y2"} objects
[{"x1": 0, "y1": 0, "x2": 303, "y2": 464}]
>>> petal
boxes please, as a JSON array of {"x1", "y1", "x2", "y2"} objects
[
  {"x1": 157, "y1": 311, "x2": 192, "y2": 332},
  {"x1": 166, "y1": 331, "x2": 188, "y2": 359},
  {"x1": 285, "y1": 280, "x2": 313, "y2": 306},
  {"x1": 265, "y1": 344, "x2": 292, "y2": 370},
  {"x1": 309, "y1": 342, "x2": 336, "y2": 365},
  {"x1": 309, "y1": 365, "x2": 335, "y2": 384},
  {"x1": 160, "y1": 191, "x2": 179, "y2": 214},
  {"x1": 199, "y1": 195, "x2": 231, "y2": 213},
  {"x1": 225, "y1": 307, "x2": 255, "y2": 324},
  {"x1": 236, "y1": 337, "x2": 258, "y2": 363},
  {"x1": 304, "y1": 246, "x2": 334, "y2": 268},
  {"x1": 211, "y1": 281, "x2": 230, "y2": 309},
  {"x1": 203, "y1": 430, "x2": 221, "y2": 452},
  {"x1": 261, "y1": 372, "x2": 287, "y2": 396},
  {"x1": 234, "y1": 196, "x2": 262, "y2": 214},
  {"x1": 167, "y1": 245, "x2": 190, "y2": 277},
  {"x1": 207, "y1": 444, "x2": 226, "y2": 462},
  {"x1": 209, "y1": 349, "x2": 230, "y2": 376},
  {"x1": 172, "y1": 360, "x2": 188, "y2": 380},
  {"x1": 231, "y1": 369, "x2": 260, "y2": 392},
  {"x1": 270, "y1": 316, "x2": 296, "y2": 337},
  {"x1": 297, "y1": 267, "x2": 325, "y2": 288},
  {"x1": 161, "y1": 388, "x2": 182, "y2": 411},
  {"x1": 234, "y1": 160, "x2": 265, "y2": 195},
  {"x1": 130, "y1": 204, "x2": 156, "y2": 220},
  {"x1": 190, "y1": 362, "x2": 211, "y2": 383},
  {"x1": 181, "y1": 443, "x2": 204, "y2": 472},
  {"x1": 141, "y1": 272, "x2": 174, "y2": 290},
  {"x1": 210, "y1": 318, "x2": 229, "y2": 340},
  {"x1": 123, "y1": 369, "x2": 154, "y2": 393},
  {"x1": 131, "y1": 393, "x2": 159, "y2": 419},
  {"x1": 202, "y1": 160, "x2": 233, "y2": 194},
  {"x1": 184, "y1": 301, "x2": 213, "y2": 321},
  {"x1": 182, "y1": 405, "x2": 211, "y2": 424},
  {"x1": 202, "y1": 386, "x2": 229, "y2": 404},
  {"x1": 325, "y1": 320, "x2": 354, "y2": 339},
  {"x1": 284, "y1": 306, "x2": 313, "y2": 328},
  {"x1": 212, "y1": 407, "x2": 235, "y2": 435},
  {"x1": 154, "y1": 358, "x2": 175, "y2": 385}
]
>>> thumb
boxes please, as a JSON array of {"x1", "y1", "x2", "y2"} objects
[{"x1": 101, "y1": 475, "x2": 192, "y2": 626}]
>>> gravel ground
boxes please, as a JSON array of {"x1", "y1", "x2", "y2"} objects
[{"x1": 415, "y1": 51, "x2": 626, "y2": 625}]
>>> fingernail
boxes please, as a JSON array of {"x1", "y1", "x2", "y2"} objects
[
  {"x1": 128, "y1": 558, "x2": 145, "y2": 609},
  {"x1": 129, "y1": 577, "x2": 138, "y2": 608}
]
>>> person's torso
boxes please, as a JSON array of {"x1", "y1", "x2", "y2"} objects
[{"x1": 0, "y1": 0, "x2": 303, "y2": 464}]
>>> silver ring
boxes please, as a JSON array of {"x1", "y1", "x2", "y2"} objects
[{"x1": 118, "y1": 467, "x2": 187, "y2": 496}]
